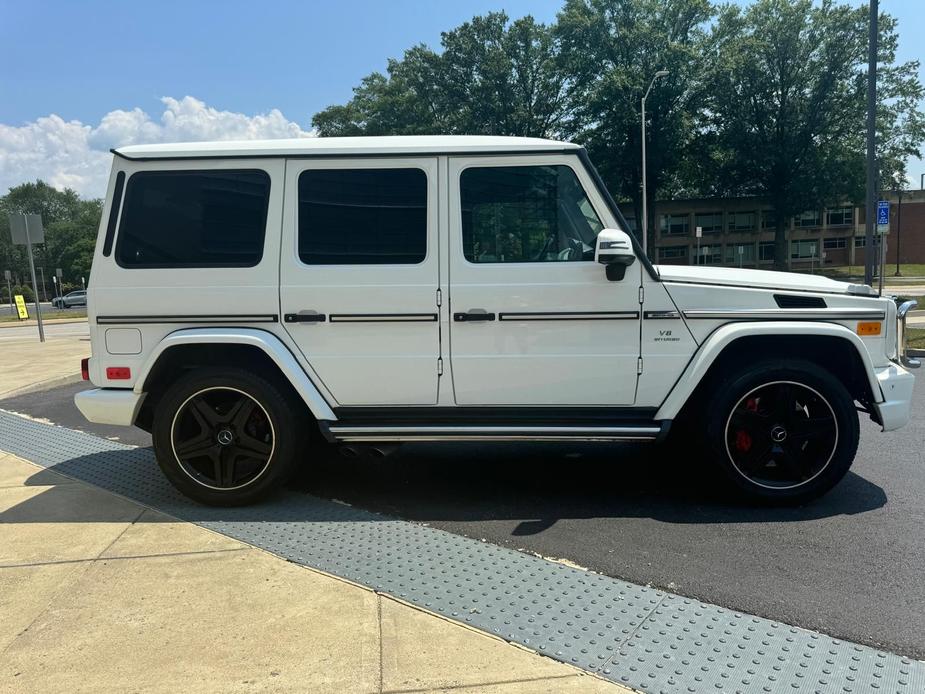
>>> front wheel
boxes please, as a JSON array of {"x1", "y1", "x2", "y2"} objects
[
  {"x1": 703, "y1": 359, "x2": 860, "y2": 504},
  {"x1": 152, "y1": 367, "x2": 301, "y2": 506}
]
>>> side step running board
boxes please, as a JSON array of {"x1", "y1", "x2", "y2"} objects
[{"x1": 323, "y1": 424, "x2": 665, "y2": 443}]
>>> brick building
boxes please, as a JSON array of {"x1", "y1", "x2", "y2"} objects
[{"x1": 641, "y1": 189, "x2": 925, "y2": 270}]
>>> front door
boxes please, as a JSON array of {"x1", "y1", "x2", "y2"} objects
[
  {"x1": 280, "y1": 158, "x2": 441, "y2": 405},
  {"x1": 448, "y1": 156, "x2": 641, "y2": 406}
]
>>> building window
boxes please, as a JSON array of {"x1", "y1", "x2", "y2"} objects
[
  {"x1": 854, "y1": 235, "x2": 881, "y2": 248},
  {"x1": 796, "y1": 210, "x2": 821, "y2": 228},
  {"x1": 823, "y1": 237, "x2": 847, "y2": 250},
  {"x1": 624, "y1": 217, "x2": 637, "y2": 232},
  {"x1": 460, "y1": 165, "x2": 603, "y2": 263},
  {"x1": 729, "y1": 211, "x2": 756, "y2": 232},
  {"x1": 658, "y1": 245, "x2": 688, "y2": 260},
  {"x1": 660, "y1": 214, "x2": 689, "y2": 236},
  {"x1": 693, "y1": 245, "x2": 722, "y2": 265},
  {"x1": 826, "y1": 207, "x2": 853, "y2": 226},
  {"x1": 694, "y1": 212, "x2": 724, "y2": 234},
  {"x1": 724, "y1": 243, "x2": 755, "y2": 263},
  {"x1": 791, "y1": 239, "x2": 820, "y2": 259},
  {"x1": 761, "y1": 211, "x2": 775, "y2": 229},
  {"x1": 758, "y1": 241, "x2": 776, "y2": 261},
  {"x1": 299, "y1": 168, "x2": 427, "y2": 265},
  {"x1": 116, "y1": 169, "x2": 270, "y2": 268}
]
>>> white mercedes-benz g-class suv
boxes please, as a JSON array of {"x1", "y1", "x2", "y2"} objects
[{"x1": 75, "y1": 136, "x2": 917, "y2": 506}]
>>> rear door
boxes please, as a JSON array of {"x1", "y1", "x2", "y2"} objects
[
  {"x1": 447, "y1": 155, "x2": 641, "y2": 406},
  {"x1": 280, "y1": 158, "x2": 441, "y2": 405}
]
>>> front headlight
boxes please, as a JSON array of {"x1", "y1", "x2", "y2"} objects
[{"x1": 896, "y1": 300, "x2": 920, "y2": 369}]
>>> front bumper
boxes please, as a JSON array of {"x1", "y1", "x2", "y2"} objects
[
  {"x1": 74, "y1": 388, "x2": 144, "y2": 427},
  {"x1": 874, "y1": 363, "x2": 915, "y2": 431}
]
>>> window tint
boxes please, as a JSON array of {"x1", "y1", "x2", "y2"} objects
[
  {"x1": 460, "y1": 165, "x2": 603, "y2": 263},
  {"x1": 116, "y1": 170, "x2": 269, "y2": 268},
  {"x1": 298, "y1": 168, "x2": 426, "y2": 265}
]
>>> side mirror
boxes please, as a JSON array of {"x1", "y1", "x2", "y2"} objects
[{"x1": 595, "y1": 228, "x2": 637, "y2": 281}]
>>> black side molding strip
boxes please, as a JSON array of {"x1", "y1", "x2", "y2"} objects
[
  {"x1": 329, "y1": 313, "x2": 438, "y2": 323},
  {"x1": 499, "y1": 311, "x2": 639, "y2": 321},
  {"x1": 643, "y1": 310, "x2": 681, "y2": 320},
  {"x1": 96, "y1": 314, "x2": 279, "y2": 325}
]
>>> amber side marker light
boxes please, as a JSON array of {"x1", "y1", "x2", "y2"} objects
[{"x1": 857, "y1": 321, "x2": 882, "y2": 336}]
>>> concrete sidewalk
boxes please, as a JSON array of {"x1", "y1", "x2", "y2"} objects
[
  {"x1": 0, "y1": 451, "x2": 625, "y2": 693},
  {"x1": 0, "y1": 336, "x2": 89, "y2": 400}
]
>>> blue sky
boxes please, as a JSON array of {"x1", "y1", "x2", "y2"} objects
[{"x1": 1, "y1": 0, "x2": 922, "y2": 196}]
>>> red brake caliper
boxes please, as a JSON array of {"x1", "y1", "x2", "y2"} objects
[{"x1": 735, "y1": 397, "x2": 758, "y2": 452}]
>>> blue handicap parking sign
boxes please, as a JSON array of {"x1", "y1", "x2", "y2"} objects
[{"x1": 877, "y1": 200, "x2": 890, "y2": 226}]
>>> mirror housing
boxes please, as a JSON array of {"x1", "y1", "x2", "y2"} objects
[{"x1": 595, "y1": 228, "x2": 637, "y2": 281}]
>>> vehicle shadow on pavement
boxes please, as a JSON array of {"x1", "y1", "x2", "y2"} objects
[
  {"x1": 4, "y1": 441, "x2": 886, "y2": 529},
  {"x1": 301, "y1": 440, "x2": 888, "y2": 530}
]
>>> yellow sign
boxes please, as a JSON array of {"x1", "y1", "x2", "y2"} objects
[{"x1": 14, "y1": 294, "x2": 28, "y2": 320}]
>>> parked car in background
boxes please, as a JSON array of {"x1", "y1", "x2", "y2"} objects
[{"x1": 52, "y1": 290, "x2": 87, "y2": 309}]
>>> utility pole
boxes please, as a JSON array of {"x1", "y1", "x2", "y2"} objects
[
  {"x1": 641, "y1": 70, "x2": 669, "y2": 260},
  {"x1": 864, "y1": 0, "x2": 878, "y2": 286},
  {"x1": 895, "y1": 188, "x2": 903, "y2": 276}
]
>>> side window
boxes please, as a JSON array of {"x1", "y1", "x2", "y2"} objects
[
  {"x1": 116, "y1": 170, "x2": 270, "y2": 268},
  {"x1": 298, "y1": 168, "x2": 427, "y2": 265},
  {"x1": 460, "y1": 165, "x2": 604, "y2": 263}
]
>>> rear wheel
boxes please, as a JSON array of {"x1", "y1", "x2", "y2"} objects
[
  {"x1": 702, "y1": 359, "x2": 859, "y2": 504},
  {"x1": 152, "y1": 367, "x2": 301, "y2": 506}
]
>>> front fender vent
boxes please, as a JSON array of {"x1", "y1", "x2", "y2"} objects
[{"x1": 774, "y1": 294, "x2": 827, "y2": 309}]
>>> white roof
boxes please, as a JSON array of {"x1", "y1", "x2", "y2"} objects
[{"x1": 114, "y1": 135, "x2": 580, "y2": 160}]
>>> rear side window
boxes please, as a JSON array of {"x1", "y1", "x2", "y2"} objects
[
  {"x1": 298, "y1": 168, "x2": 427, "y2": 265},
  {"x1": 116, "y1": 170, "x2": 270, "y2": 268}
]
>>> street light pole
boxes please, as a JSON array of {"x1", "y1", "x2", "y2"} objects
[
  {"x1": 641, "y1": 69, "x2": 669, "y2": 260},
  {"x1": 864, "y1": 0, "x2": 878, "y2": 286}
]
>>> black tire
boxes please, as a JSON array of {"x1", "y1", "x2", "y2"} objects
[
  {"x1": 701, "y1": 358, "x2": 859, "y2": 505},
  {"x1": 152, "y1": 367, "x2": 301, "y2": 506}
]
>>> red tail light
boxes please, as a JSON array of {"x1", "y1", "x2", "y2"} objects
[
  {"x1": 106, "y1": 367, "x2": 131, "y2": 380},
  {"x1": 81, "y1": 358, "x2": 90, "y2": 381}
]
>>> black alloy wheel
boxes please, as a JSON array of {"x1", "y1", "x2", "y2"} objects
[
  {"x1": 702, "y1": 359, "x2": 859, "y2": 504},
  {"x1": 171, "y1": 387, "x2": 275, "y2": 490},
  {"x1": 152, "y1": 367, "x2": 302, "y2": 506},
  {"x1": 724, "y1": 381, "x2": 838, "y2": 490}
]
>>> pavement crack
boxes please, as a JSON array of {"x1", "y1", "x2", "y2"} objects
[{"x1": 0, "y1": 546, "x2": 247, "y2": 569}]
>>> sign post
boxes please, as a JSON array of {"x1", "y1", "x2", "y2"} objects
[
  {"x1": 695, "y1": 226, "x2": 702, "y2": 265},
  {"x1": 3, "y1": 270, "x2": 12, "y2": 317},
  {"x1": 877, "y1": 200, "x2": 890, "y2": 296},
  {"x1": 737, "y1": 245, "x2": 744, "y2": 268},
  {"x1": 8, "y1": 213, "x2": 45, "y2": 342}
]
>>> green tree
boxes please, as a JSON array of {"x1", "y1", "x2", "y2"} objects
[
  {"x1": 312, "y1": 13, "x2": 570, "y2": 138},
  {"x1": 694, "y1": 0, "x2": 924, "y2": 269},
  {"x1": 0, "y1": 181, "x2": 101, "y2": 297},
  {"x1": 555, "y1": 0, "x2": 715, "y2": 252}
]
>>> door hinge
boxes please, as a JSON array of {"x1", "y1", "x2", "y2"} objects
[
  {"x1": 637, "y1": 357, "x2": 644, "y2": 374},
  {"x1": 437, "y1": 357, "x2": 444, "y2": 376},
  {"x1": 638, "y1": 286, "x2": 645, "y2": 304},
  {"x1": 436, "y1": 288, "x2": 443, "y2": 307}
]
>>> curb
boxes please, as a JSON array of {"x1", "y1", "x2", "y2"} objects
[
  {"x1": 0, "y1": 372, "x2": 83, "y2": 401},
  {"x1": 0, "y1": 318, "x2": 88, "y2": 329}
]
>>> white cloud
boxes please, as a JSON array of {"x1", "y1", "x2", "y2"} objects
[{"x1": 0, "y1": 96, "x2": 315, "y2": 198}]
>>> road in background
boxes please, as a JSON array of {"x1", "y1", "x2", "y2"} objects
[{"x1": 3, "y1": 380, "x2": 923, "y2": 659}]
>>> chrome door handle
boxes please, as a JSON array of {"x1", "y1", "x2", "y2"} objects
[
  {"x1": 453, "y1": 310, "x2": 496, "y2": 322},
  {"x1": 284, "y1": 311, "x2": 326, "y2": 323}
]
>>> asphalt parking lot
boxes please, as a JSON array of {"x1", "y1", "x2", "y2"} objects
[{"x1": 4, "y1": 380, "x2": 923, "y2": 660}]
